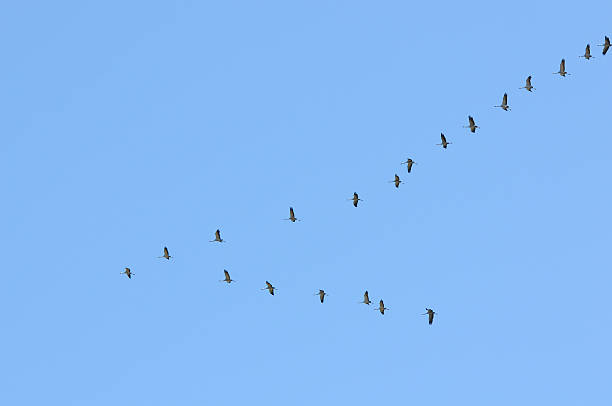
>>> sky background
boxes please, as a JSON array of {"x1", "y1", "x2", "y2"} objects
[{"x1": 1, "y1": 1, "x2": 611, "y2": 405}]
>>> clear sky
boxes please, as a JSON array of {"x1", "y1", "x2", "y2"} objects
[{"x1": 2, "y1": 1, "x2": 611, "y2": 405}]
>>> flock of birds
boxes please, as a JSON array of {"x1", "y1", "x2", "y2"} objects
[{"x1": 120, "y1": 35, "x2": 611, "y2": 326}]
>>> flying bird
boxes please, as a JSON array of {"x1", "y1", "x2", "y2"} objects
[
  {"x1": 315, "y1": 289, "x2": 327, "y2": 303},
  {"x1": 348, "y1": 192, "x2": 363, "y2": 207},
  {"x1": 519, "y1": 75, "x2": 535, "y2": 92},
  {"x1": 437, "y1": 133, "x2": 451, "y2": 149},
  {"x1": 389, "y1": 174, "x2": 401, "y2": 188},
  {"x1": 220, "y1": 269, "x2": 234, "y2": 284},
  {"x1": 580, "y1": 44, "x2": 593, "y2": 60},
  {"x1": 209, "y1": 229, "x2": 224, "y2": 243},
  {"x1": 598, "y1": 36, "x2": 610, "y2": 55},
  {"x1": 376, "y1": 300, "x2": 389, "y2": 315},
  {"x1": 261, "y1": 281, "x2": 276, "y2": 295},
  {"x1": 121, "y1": 267, "x2": 133, "y2": 279},
  {"x1": 284, "y1": 207, "x2": 299, "y2": 222},
  {"x1": 463, "y1": 116, "x2": 478, "y2": 133},
  {"x1": 494, "y1": 93, "x2": 510, "y2": 111},
  {"x1": 400, "y1": 158, "x2": 416, "y2": 173},
  {"x1": 158, "y1": 246, "x2": 171, "y2": 260},
  {"x1": 553, "y1": 59, "x2": 569, "y2": 76},
  {"x1": 360, "y1": 291, "x2": 372, "y2": 305},
  {"x1": 422, "y1": 308, "x2": 436, "y2": 325}
]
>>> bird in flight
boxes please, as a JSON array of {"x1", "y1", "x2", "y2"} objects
[
  {"x1": 210, "y1": 229, "x2": 225, "y2": 243},
  {"x1": 261, "y1": 281, "x2": 276, "y2": 295},
  {"x1": 284, "y1": 207, "x2": 299, "y2": 222},
  {"x1": 315, "y1": 289, "x2": 327, "y2": 303},
  {"x1": 519, "y1": 75, "x2": 535, "y2": 92},
  {"x1": 437, "y1": 133, "x2": 451, "y2": 149},
  {"x1": 389, "y1": 174, "x2": 401, "y2": 188},
  {"x1": 349, "y1": 192, "x2": 363, "y2": 207},
  {"x1": 494, "y1": 93, "x2": 510, "y2": 111},
  {"x1": 121, "y1": 267, "x2": 133, "y2": 279},
  {"x1": 580, "y1": 44, "x2": 593, "y2": 60},
  {"x1": 158, "y1": 246, "x2": 171, "y2": 260},
  {"x1": 220, "y1": 269, "x2": 234, "y2": 284},
  {"x1": 422, "y1": 308, "x2": 436, "y2": 325},
  {"x1": 360, "y1": 290, "x2": 372, "y2": 305},
  {"x1": 376, "y1": 300, "x2": 389, "y2": 315},
  {"x1": 464, "y1": 116, "x2": 479, "y2": 133},
  {"x1": 598, "y1": 36, "x2": 610, "y2": 55},
  {"x1": 553, "y1": 59, "x2": 569, "y2": 77},
  {"x1": 400, "y1": 158, "x2": 416, "y2": 173}
]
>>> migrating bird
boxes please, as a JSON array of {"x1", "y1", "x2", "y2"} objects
[
  {"x1": 349, "y1": 192, "x2": 363, "y2": 207},
  {"x1": 261, "y1": 281, "x2": 276, "y2": 295},
  {"x1": 580, "y1": 44, "x2": 594, "y2": 60},
  {"x1": 422, "y1": 308, "x2": 436, "y2": 325},
  {"x1": 360, "y1": 290, "x2": 372, "y2": 305},
  {"x1": 437, "y1": 133, "x2": 451, "y2": 149},
  {"x1": 519, "y1": 75, "x2": 535, "y2": 92},
  {"x1": 494, "y1": 93, "x2": 510, "y2": 111},
  {"x1": 284, "y1": 207, "x2": 299, "y2": 222},
  {"x1": 553, "y1": 59, "x2": 569, "y2": 76},
  {"x1": 389, "y1": 174, "x2": 401, "y2": 188},
  {"x1": 464, "y1": 116, "x2": 478, "y2": 133},
  {"x1": 121, "y1": 267, "x2": 133, "y2": 279},
  {"x1": 376, "y1": 300, "x2": 389, "y2": 315},
  {"x1": 209, "y1": 229, "x2": 224, "y2": 243},
  {"x1": 400, "y1": 158, "x2": 416, "y2": 173},
  {"x1": 315, "y1": 289, "x2": 327, "y2": 303},
  {"x1": 158, "y1": 246, "x2": 171, "y2": 260},
  {"x1": 598, "y1": 36, "x2": 610, "y2": 55},
  {"x1": 220, "y1": 269, "x2": 234, "y2": 284}
]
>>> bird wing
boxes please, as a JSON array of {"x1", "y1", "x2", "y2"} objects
[
  {"x1": 289, "y1": 207, "x2": 294, "y2": 218},
  {"x1": 503, "y1": 93, "x2": 508, "y2": 105},
  {"x1": 164, "y1": 247, "x2": 169, "y2": 256},
  {"x1": 604, "y1": 37, "x2": 610, "y2": 55},
  {"x1": 441, "y1": 133, "x2": 446, "y2": 143},
  {"x1": 364, "y1": 291, "x2": 369, "y2": 303},
  {"x1": 266, "y1": 281, "x2": 272, "y2": 288},
  {"x1": 224, "y1": 270, "x2": 230, "y2": 279},
  {"x1": 560, "y1": 59, "x2": 565, "y2": 71},
  {"x1": 215, "y1": 229, "x2": 221, "y2": 239},
  {"x1": 469, "y1": 116, "x2": 475, "y2": 126},
  {"x1": 429, "y1": 311, "x2": 434, "y2": 325}
]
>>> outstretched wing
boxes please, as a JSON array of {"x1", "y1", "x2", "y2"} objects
[
  {"x1": 429, "y1": 311, "x2": 434, "y2": 325},
  {"x1": 503, "y1": 93, "x2": 508, "y2": 105},
  {"x1": 604, "y1": 37, "x2": 610, "y2": 55},
  {"x1": 560, "y1": 59, "x2": 565, "y2": 72},
  {"x1": 289, "y1": 207, "x2": 294, "y2": 218},
  {"x1": 224, "y1": 270, "x2": 230, "y2": 280},
  {"x1": 364, "y1": 291, "x2": 370, "y2": 303},
  {"x1": 215, "y1": 229, "x2": 221, "y2": 240},
  {"x1": 164, "y1": 247, "x2": 169, "y2": 257},
  {"x1": 441, "y1": 133, "x2": 447, "y2": 143}
]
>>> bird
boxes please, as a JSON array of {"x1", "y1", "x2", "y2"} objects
[
  {"x1": 360, "y1": 290, "x2": 372, "y2": 305},
  {"x1": 400, "y1": 158, "x2": 416, "y2": 173},
  {"x1": 376, "y1": 300, "x2": 389, "y2": 315},
  {"x1": 553, "y1": 59, "x2": 569, "y2": 76},
  {"x1": 220, "y1": 269, "x2": 234, "y2": 283},
  {"x1": 580, "y1": 44, "x2": 594, "y2": 60},
  {"x1": 348, "y1": 192, "x2": 363, "y2": 207},
  {"x1": 158, "y1": 246, "x2": 171, "y2": 260},
  {"x1": 422, "y1": 308, "x2": 436, "y2": 325},
  {"x1": 209, "y1": 229, "x2": 224, "y2": 243},
  {"x1": 494, "y1": 93, "x2": 510, "y2": 111},
  {"x1": 284, "y1": 207, "x2": 299, "y2": 222},
  {"x1": 261, "y1": 281, "x2": 276, "y2": 295},
  {"x1": 315, "y1": 289, "x2": 327, "y2": 303},
  {"x1": 437, "y1": 133, "x2": 451, "y2": 149},
  {"x1": 519, "y1": 75, "x2": 535, "y2": 92},
  {"x1": 389, "y1": 174, "x2": 401, "y2": 188},
  {"x1": 463, "y1": 116, "x2": 478, "y2": 133},
  {"x1": 121, "y1": 267, "x2": 133, "y2": 279},
  {"x1": 598, "y1": 36, "x2": 610, "y2": 55}
]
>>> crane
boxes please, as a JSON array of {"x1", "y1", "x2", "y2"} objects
[
  {"x1": 519, "y1": 75, "x2": 535, "y2": 92},
  {"x1": 220, "y1": 269, "x2": 234, "y2": 284},
  {"x1": 315, "y1": 289, "x2": 327, "y2": 303},
  {"x1": 284, "y1": 207, "x2": 299, "y2": 222},
  {"x1": 553, "y1": 59, "x2": 569, "y2": 76},
  {"x1": 400, "y1": 158, "x2": 416, "y2": 173},
  {"x1": 121, "y1": 267, "x2": 133, "y2": 279},
  {"x1": 261, "y1": 281, "x2": 276, "y2": 295},
  {"x1": 209, "y1": 229, "x2": 225, "y2": 243},
  {"x1": 360, "y1": 290, "x2": 372, "y2": 305},
  {"x1": 437, "y1": 133, "x2": 451, "y2": 149},
  {"x1": 580, "y1": 44, "x2": 594, "y2": 60},
  {"x1": 348, "y1": 192, "x2": 363, "y2": 207},
  {"x1": 598, "y1": 36, "x2": 610, "y2": 55},
  {"x1": 422, "y1": 308, "x2": 436, "y2": 325},
  {"x1": 463, "y1": 116, "x2": 479, "y2": 133},
  {"x1": 494, "y1": 93, "x2": 510, "y2": 111},
  {"x1": 376, "y1": 300, "x2": 389, "y2": 315},
  {"x1": 158, "y1": 246, "x2": 171, "y2": 260},
  {"x1": 389, "y1": 174, "x2": 401, "y2": 188}
]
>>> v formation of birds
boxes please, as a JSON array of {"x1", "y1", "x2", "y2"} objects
[{"x1": 121, "y1": 35, "x2": 611, "y2": 326}]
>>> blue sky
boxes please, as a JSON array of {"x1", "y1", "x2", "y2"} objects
[{"x1": 2, "y1": 1, "x2": 612, "y2": 405}]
